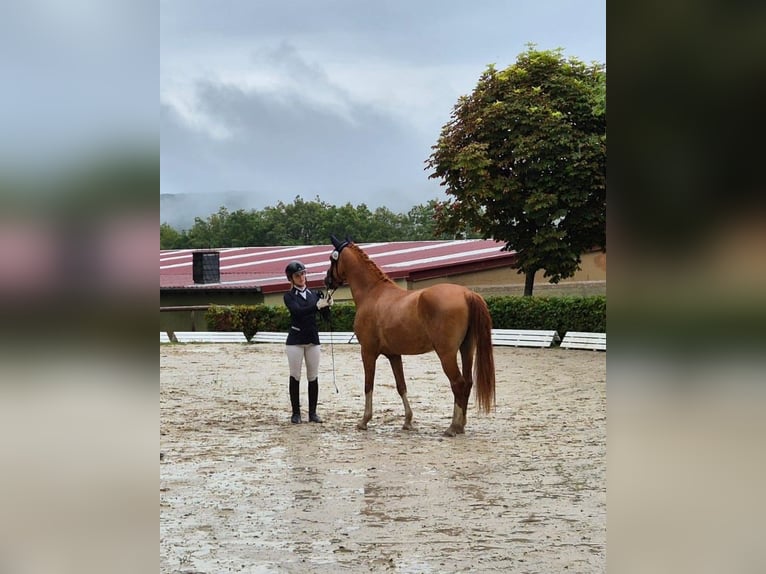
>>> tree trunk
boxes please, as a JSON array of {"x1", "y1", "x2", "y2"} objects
[{"x1": 523, "y1": 269, "x2": 536, "y2": 297}]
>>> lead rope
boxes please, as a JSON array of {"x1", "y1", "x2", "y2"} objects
[{"x1": 326, "y1": 288, "x2": 339, "y2": 393}]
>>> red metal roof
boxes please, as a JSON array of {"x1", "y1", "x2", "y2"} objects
[{"x1": 160, "y1": 240, "x2": 516, "y2": 293}]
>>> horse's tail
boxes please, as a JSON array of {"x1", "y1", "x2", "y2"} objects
[{"x1": 467, "y1": 292, "x2": 496, "y2": 413}]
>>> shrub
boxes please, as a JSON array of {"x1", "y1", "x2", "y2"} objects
[
  {"x1": 205, "y1": 303, "x2": 357, "y2": 339},
  {"x1": 485, "y1": 295, "x2": 606, "y2": 333},
  {"x1": 207, "y1": 295, "x2": 606, "y2": 339}
]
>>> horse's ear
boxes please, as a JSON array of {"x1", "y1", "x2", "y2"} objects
[
  {"x1": 330, "y1": 235, "x2": 342, "y2": 249},
  {"x1": 345, "y1": 235, "x2": 353, "y2": 244}
]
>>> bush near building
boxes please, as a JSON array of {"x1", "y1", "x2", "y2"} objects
[{"x1": 206, "y1": 295, "x2": 605, "y2": 340}]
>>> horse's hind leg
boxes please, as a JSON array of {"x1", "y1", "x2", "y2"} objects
[
  {"x1": 386, "y1": 354, "x2": 413, "y2": 430},
  {"x1": 436, "y1": 351, "x2": 468, "y2": 437},
  {"x1": 458, "y1": 338, "x2": 475, "y2": 430}
]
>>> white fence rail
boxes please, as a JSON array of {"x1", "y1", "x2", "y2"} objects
[
  {"x1": 560, "y1": 331, "x2": 606, "y2": 351},
  {"x1": 162, "y1": 329, "x2": 606, "y2": 351}
]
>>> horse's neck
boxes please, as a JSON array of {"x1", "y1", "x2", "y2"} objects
[{"x1": 345, "y1": 251, "x2": 397, "y2": 304}]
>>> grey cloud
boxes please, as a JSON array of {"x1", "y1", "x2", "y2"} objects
[
  {"x1": 162, "y1": 0, "x2": 605, "y2": 65},
  {"x1": 160, "y1": 0, "x2": 605, "y2": 225},
  {"x1": 161, "y1": 74, "x2": 441, "y2": 224},
  {"x1": 1, "y1": 1, "x2": 156, "y2": 168}
]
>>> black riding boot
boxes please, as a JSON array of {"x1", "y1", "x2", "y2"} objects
[
  {"x1": 308, "y1": 378, "x2": 322, "y2": 423},
  {"x1": 289, "y1": 376, "x2": 302, "y2": 424}
]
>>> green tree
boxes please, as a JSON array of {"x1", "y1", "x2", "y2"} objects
[
  {"x1": 160, "y1": 222, "x2": 185, "y2": 249},
  {"x1": 226, "y1": 208, "x2": 266, "y2": 246},
  {"x1": 325, "y1": 202, "x2": 375, "y2": 242},
  {"x1": 405, "y1": 199, "x2": 482, "y2": 240},
  {"x1": 179, "y1": 206, "x2": 269, "y2": 247},
  {"x1": 259, "y1": 196, "x2": 334, "y2": 245},
  {"x1": 426, "y1": 46, "x2": 606, "y2": 295},
  {"x1": 157, "y1": 196, "x2": 474, "y2": 248},
  {"x1": 184, "y1": 207, "x2": 231, "y2": 248}
]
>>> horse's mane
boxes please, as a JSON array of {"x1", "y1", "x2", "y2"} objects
[{"x1": 349, "y1": 243, "x2": 395, "y2": 285}]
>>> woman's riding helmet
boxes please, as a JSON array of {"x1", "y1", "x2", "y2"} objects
[{"x1": 285, "y1": 260, "x2": 306, "y2": 280}]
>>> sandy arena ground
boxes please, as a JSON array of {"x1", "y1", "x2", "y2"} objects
[{"x1": 160, "y1": 343, "x2": 605, "y2": 573}]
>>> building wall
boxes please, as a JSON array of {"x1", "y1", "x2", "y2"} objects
[
  {"x1": 161, "y1": 290, "x2": 264, "y2": 307},
  {"x1": 161, "y1": 309, "x2": 210, "y2": 332},
  {"x1": 410, "y1": 251, "x2": 606, "y2": 297},
  {"x1": 471, "y1": 280, "x2": 606, "y2": 298}
]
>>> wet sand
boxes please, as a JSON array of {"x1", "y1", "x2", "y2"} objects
[{"x1": 160, "y1": 343, "x2": 605, "y2": 573}]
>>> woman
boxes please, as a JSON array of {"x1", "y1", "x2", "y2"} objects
[{"x1": 283, "y1": 260, "x2": 333, "y2": 424}]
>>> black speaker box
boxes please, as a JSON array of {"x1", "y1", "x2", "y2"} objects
[{"x1": 192, "y1": 251, "x2": 220, "y2": 284}]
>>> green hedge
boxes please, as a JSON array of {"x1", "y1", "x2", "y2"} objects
[
  {"x1": 207, "y1": 295, "x2": 606, "y2": 340},
  {"x1": 206, "y1": 303, "x2": 356, "y2": 340},
  {"x1": 485, "y1": 295, "x2": 605, "y2": 333}
]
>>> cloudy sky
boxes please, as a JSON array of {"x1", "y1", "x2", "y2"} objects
[
  {"x1": 0, "y1": 1, "x2": 155, "y2": 173},
  {"x1": 161, "y1": 0, "x2": 605, "y2": 223}
]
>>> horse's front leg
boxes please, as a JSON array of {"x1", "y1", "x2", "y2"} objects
[
  {"x1": 386, "y1": 354, "x2": 413, "y2": 430},
  {"x1": 357, "y1": 349, "x2": 378, "y2": 430}
]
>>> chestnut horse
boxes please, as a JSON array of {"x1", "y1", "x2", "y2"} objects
[{"x1": 324, "y1": 236, "x2": 496, "y2": 436}]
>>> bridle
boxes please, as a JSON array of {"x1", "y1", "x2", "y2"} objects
[
  {"x1": 326, "y1": 254, "x2": 340, "y2": 294},
  {"x1": 324, "y1": 236, "x2": 350, "y2": 395},
  {"x1": 325, "y1": 235, "x2": 350, "y2": 293}
]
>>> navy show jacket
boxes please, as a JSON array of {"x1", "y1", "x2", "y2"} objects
[{"x1": 283, "y1": 287, "x2": 323, "y2": 345}]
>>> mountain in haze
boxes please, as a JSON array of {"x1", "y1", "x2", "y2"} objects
[{"x1": 160, "y1": 192, "x2": 266, "y2": 230}]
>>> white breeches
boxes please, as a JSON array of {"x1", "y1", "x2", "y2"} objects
[{"x1": 285, "y1": 344, "x2": 321, "y2": 381}]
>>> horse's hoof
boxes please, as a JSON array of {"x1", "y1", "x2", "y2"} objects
[
  {"x1": 402, "y1": 422, "x2": 414, "y2": 431},
  {"x1": 356, "y1": 422, "x2": 368, "y2": 431},
  {"x1": 443, "y1": 426, "x2": 458, "y2": 437}
]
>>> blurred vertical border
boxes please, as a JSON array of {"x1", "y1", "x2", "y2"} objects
[
  {"x1": 609, "y1": 0, "x2": 766, "y2": 572},
  {"x1": 0, "y1": 1, "x2": 157, "y2": 572}
]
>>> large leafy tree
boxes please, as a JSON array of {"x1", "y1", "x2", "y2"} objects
[{"x1": 426, "y1": 47, "x2": 606, "y2": 295}]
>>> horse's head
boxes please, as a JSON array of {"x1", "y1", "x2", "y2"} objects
[{"x1": 324, "y1": 234, "x2": 352, "y2": 290}]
